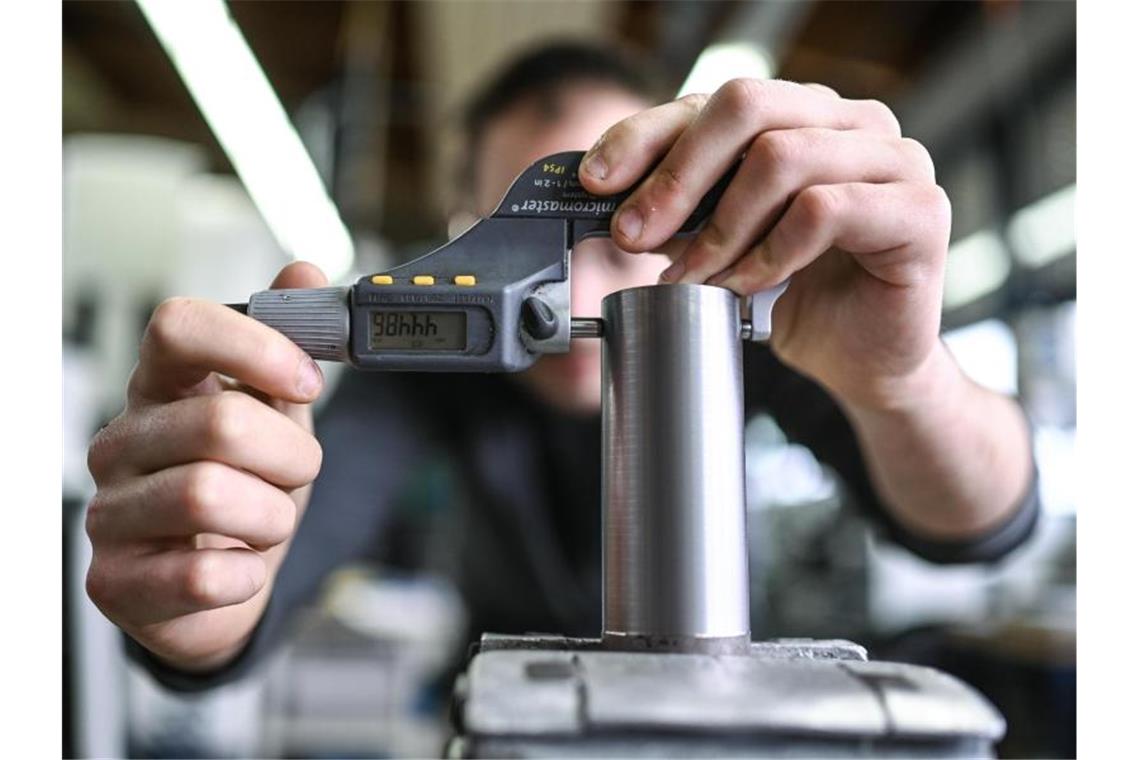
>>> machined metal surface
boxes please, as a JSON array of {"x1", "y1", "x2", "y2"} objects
[
  {"x1": 601, "y1": 284, "x2": 750, "y2": 651},
  {"x1": 741, "y1": 280, "x2": 789, "y2": 342},
  {"x1": 450, "y1": 636, "x2": 1005, "y2": 759},
  {"x1": 475, "y1": 633, "x2": 868, "y2": 661},
  {"x1": 570, "y1": 317, "x2": 604, "y2": 339}
]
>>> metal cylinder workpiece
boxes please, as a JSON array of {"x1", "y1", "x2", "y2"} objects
[{"x1": 600, "y1": 284, "x2": 750, "y2": 654}]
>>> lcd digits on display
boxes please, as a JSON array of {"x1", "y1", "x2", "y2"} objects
[{"x1": 371, "y1": 311, "x2": 467, "y2": 351}]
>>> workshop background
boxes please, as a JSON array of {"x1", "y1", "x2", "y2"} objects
[{"x1": 62, "y1": 1, "x2": 1076, "y2": 758}]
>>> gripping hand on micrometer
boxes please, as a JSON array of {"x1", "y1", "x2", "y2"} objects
[
  {"x1": 80, "y1": 151, "x2": 764, "y2": 674},
  {"x1": 86, "y1": 262, "x2": 328, "y2": 673},
  {"x1": 578, "y1": 79, "x2": 1033, "y2": 541}
]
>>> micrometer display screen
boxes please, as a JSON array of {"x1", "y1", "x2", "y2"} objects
[{"x1": 370, "y1": 311, "x2": 467, "y2": 351}]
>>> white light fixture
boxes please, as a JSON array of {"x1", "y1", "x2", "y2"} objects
[
  {"x1": 942, "y1": 318, "x2": 1019, "y2": 395},
  {"x1": 136, "y1": 0, "x2": 354, "y2": 281},
  {"x1": 677, "y1": 41, "x2": 774, "y2": 97},
  {"x1": 942, "y1": 228, "x2": 1012, "y2": 310},
  {"x1": 1007, "y1": 183, "x2": 1076, "y2": 268}
]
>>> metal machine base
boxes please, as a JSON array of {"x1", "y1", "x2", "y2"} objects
[{"x1": 446, "y1": 634, "x2": 1004, "y2": 758}]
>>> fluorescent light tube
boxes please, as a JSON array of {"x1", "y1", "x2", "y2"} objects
[
  {"x1": 1008, "y1": 183, "x2": 1076, "y2": 268},
  {"x1": 678, "y1": 42, "x2": 774, "y2": 97},
  {"x1": 943, "y1": 228, "x2": 1012, "y2": 310},
  {"x1": 137, "y1": 0, "x2": 354, "y2": 281}
]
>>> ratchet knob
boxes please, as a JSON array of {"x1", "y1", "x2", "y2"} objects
[
  {"x1": 521, "y1": 296, "x2": 559, "y2": 341},
  {"x1": 246, "y1": 286, "x2": 351, "y2": 361}
]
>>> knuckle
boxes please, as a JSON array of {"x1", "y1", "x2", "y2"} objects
[
  {"x1": 298, "y1": 437, "x2": 324, "y2": 485},
  {"x1": 182, "y1": 462, "x2": 226, "y2": 526},
  {"x1": 697, "y1": 218, "x2": 730, "y2": 254},
  {"x1": 861, "y1": 99, "x2": 901, "y2": 135},
  {"x1": 750, "y1": 130, "x2": 800, "y2": 172},
  {"x1": 717, "y1": 78, "x2": 767, "y2": 122},
  {"x1": 84, "y1": 490, "x2": 111, "y2": 541},
  {"x1": 145, "y1": 297, "x2": 195, "y2": 355},
  {"x1": 640, "y1": 165, "x2": 691, "y2": 217},
  {"x1": 265, "y1": 492, "x2": 298, "y2": 544},
  {"x1": 676, "y1": 92, "x2": 708, "y2": 115},
  {"x1": 929, "y1": 182, "x2": 952, "y2": 215},
  {"x1": 85, "y1": 560, "x2": 113, "y2": 611},
  {"x1": 204, "y1": 392, "x2": 251, "y2": 449},
  {"x1": 732, "y1": 271, "x2": 767, "y2": 296},
  {"x1": 925, "y1": 184, "x2": 953, "y2": 235},
  {"x1": 183, "y1": 552, "x2": 223, "y2": 607},
  {"x1": 899, "y1": 137, "x2": 936, "y2": 179},
  {"x1": 797, "y1": 185, "x2": 842, "y2": 226},
  {"x1": 687, "y1": 223, "x2": 732, "y2": 273},
  {"x1": 804, "y1": 81, "x2": 840, "y2": 98},
  {"x1": 241, "y1": 559, "x2": 265, "y2": 599},
  {"x1": 86, "y1": 425, "x2": 117, "y2": 483},
  {"x1": 125, "y1": 363, "x2": 148, "y2": 401},
  {"x1": 654, "y1": 164, "x2": 686, "y2": 198}
]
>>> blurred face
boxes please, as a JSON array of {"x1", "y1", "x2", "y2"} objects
[{"x1": 469, "y1": 84, "x2": 668, "y2": 414}]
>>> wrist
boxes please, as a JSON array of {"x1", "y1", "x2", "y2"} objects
[
  {"x1": 146, "y1": 628, "x2": 255, "y2": 674},
  {"x1": 837, "y1": 342, "x2": 1035, "y2": 539},
  {"x1": 839, "y1": 341, "x2": 966, "y2": 421}
]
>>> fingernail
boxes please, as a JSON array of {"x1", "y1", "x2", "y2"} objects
[
  {"x1": 583, "y1": 151, "x2": 607, "y2": 180},
  {"x1": 660, "y1": 259, "x2": 685, "y2": 283},
  {"x1": 297, "y1": 358, "x2": 323, "y2": 398},
  {"x1": 616, "y1": 207, "x2": 643, "y2": 243}
]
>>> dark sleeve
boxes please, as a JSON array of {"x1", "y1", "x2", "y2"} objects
[
  {"x1": 126, "y1": 369, "x2": 433, "y2": 691},
  {"x1": 743, "y1": 344, "x2": 1039, "y2": 565}
]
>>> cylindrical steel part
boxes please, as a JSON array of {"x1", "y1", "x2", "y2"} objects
[{"x1": 601, "y1": 284, "x2": 750, "y2": 654}]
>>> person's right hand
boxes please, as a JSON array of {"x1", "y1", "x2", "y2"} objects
[{"x1": 85, "y1": 262, "x2": 327, "y2": 672}]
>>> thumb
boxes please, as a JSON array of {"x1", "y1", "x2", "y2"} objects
[
  {"x1": 269, "y1": 260, "x2": 329, "y2": 290},
  {"x1": 262, "y1": 261, "x2": 331, "y2": 429}
]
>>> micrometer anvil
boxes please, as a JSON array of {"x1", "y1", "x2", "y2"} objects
[{"x1": 233, "y1": 151, "x2": 787, "y2": 372}]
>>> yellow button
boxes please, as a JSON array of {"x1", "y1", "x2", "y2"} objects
[
  {"x1": 370, "y1": 274, "x2": 394, "y2": 285},
  {"x1": 412, "y1": 275, "x2": 435, "y2": 286},
  {"x1": 454, "y1": 275, "x2": 477, "y2": 287}
]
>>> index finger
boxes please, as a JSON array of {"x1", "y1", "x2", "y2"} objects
[
  {"x1": 599, "y1": 79, "x2": 900, "y2": 252},
  {"x1": 129, "y1": 297, "x2": 323, "y2": 405}
]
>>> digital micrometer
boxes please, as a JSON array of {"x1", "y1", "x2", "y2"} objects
[{"x1": 232, "y1": 150, "x2": 786, "y2": 372}]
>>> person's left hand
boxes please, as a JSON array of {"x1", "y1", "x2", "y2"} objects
[{"x1": 578, "y1": 79, "x2": 952, "y2": 412}]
